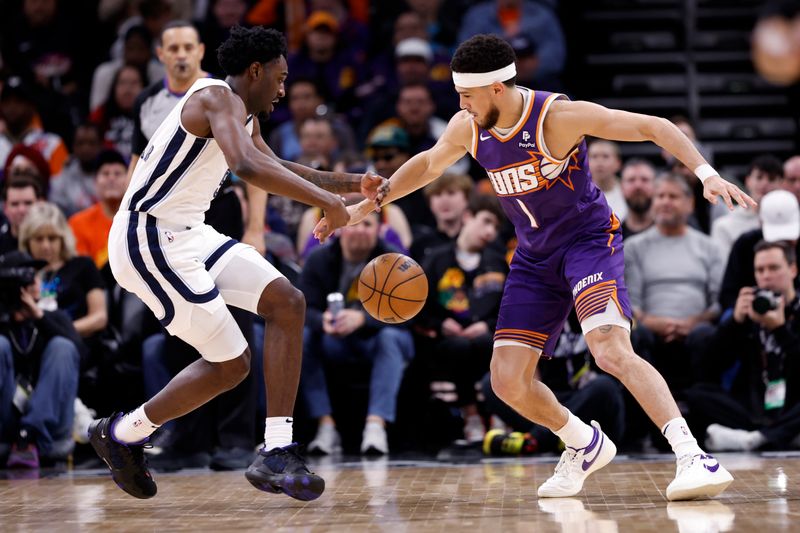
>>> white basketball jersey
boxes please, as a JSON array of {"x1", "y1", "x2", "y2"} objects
[{"x1": 122, "y1": 78, "x2": 254, "y2": 227}]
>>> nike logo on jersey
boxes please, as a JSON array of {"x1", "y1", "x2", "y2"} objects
[
  {"x1": 581, "y1": 428, "x2": 604, "y2": 471},
  {"x1": 480, "y1": 133, "x2": 491, "y2": 141}
]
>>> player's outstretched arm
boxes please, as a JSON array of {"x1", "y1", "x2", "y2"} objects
[
  {"x1": 250, "y1": 125, "x2": 385, "y2": 201},
  {"x1": 312, "y1": 112, "x2": 471, "y2": 241},
  {"x1": 550, "y1": 100, "x2": 757, "y2": 210},
  {"x1": 195, "y1": 86, "x2": 349, "y2": 230}
]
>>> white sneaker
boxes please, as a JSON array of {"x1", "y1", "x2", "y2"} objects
[
  {"x1": 463, "y1": 414, "x2": 486, "y2": 443},
  {"x1": 308, "y1": 423, "x2": 342, "y2": 455},
  {"x1": 361, "y1": 422, "x2": 389, "y2": 455},
  {"x1": 72, "y1": 398, "x2": 96, "y2": 444},
  {"x1": 537, "y1": 420, "x2": 617, "y2": 498},
  {"x1": 666, "y1": 453, "x2": 733, "y2": 501}
]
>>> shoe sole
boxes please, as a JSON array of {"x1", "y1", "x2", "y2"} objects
[
  {"x1": 537, "y1": 438, "x2": 618, "y2": 498},
  {"x1": 666, "y1": 474, "x2": 733, "y2": 501},
  {"x1": 245, "y1": 468, "x2": 325, "y2": 501}
]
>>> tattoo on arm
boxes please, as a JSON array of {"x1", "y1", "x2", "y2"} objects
[{"x1": 280, "y1": 160, "x2": 360, "y2": 193}]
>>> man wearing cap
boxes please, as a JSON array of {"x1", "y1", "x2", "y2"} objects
[
  {"x1": 288, "y1": 11, "x2": 363, "y2": 113},
  {"x1": 686, "y1": 240, "x2": 800, "y2": 453},
  {"x1": 0, "y1": 250, "x2": 83, "y2": 468},
  {"x1": 0, "y1": 77, "x2": 68, "y2": 177},
  {"x1": 719, "y1": 190, "x2": 800, "y2": 310}
]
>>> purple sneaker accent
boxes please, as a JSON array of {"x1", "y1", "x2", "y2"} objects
[
  {"x1": 700, "y1": 454, "x2": 720, "y2": 472},
  {"x1": 6, "y1": 443, "x2": 39, "y2": 469},
  {"x1": 581, "y1": 427, "x2": 604, "y2": 471}
]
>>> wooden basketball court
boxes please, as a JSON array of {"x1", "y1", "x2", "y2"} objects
[{"x1": 1, "y1": 453, "x2": 797, "y2": 531}]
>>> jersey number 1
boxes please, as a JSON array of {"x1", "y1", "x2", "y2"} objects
[{"x1": 517, "y1": 199, "x2": 539, "y2": 229}]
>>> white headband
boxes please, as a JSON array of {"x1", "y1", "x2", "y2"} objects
[{"x1": 452, "y1": 63, "x2": 517, "y2": 88}]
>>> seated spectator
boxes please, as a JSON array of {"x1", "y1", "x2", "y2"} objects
[
  {"x1": 366, "y1": 124, "x2": 436, "y2": 228},
  {"x1": 297, "y1": 194, "x2": 411, "y2": 261},
  {"x1": 300, "y1": 211, "x2": 414, "y2": 455},
  {"x1": 374, "y1": 83, "x2": 470, "y2": 175},
  {"x1": 48, "y1": 123, "x2": 103, "y2": 217},
  {"x1": 89, "y1": 65, "x2": 145, "y2": 158},
  {"x1": 359, "y1": 37, "x2": 458, "y2": 140},
  {"x1": 481, "y1": 313, "x2": 626, "y2": 454},
  {"x1": 295, "y1": 116, "x2": 341, "y2": 171},
  {"x1": 287, "y1": 10, "x2": 365, "y2": 116},
  {"x1": 69, "y1": 150, "x2": 128, "y2": 270},
  {"x1": 89, "y1": 24, "x2": 164, "y2": 112},
  {"x1": 458, "y1": 0, "x2": 566, "y2": 84},
  {"x1": 587, "y1": 140, "x2": 627, "y2": 221},
  {"x1": 625, "y1": 173, "x2": 724, "y2": 392},
  {"x1": 0, "y1": 76, "x2": 68, "y2": 178},
  {"x1": 410, "y1": 173, "x2": 473, "y2": 259},
  {"x1": 18, "y1": 203, "x2": 107, "y2": 341},
  {"x1": 267, "y1": 78, "x2": 356, "y2": 163},
  {"x1": 0, "y1": 176, "x2": 45, "y2": 254},
  {"x1": 686, "y1": 241, "x2": 800, "y2": 451},
  {"x1": 3, "y1": 143, "x2": 51, "y2": 197},
  {"x1": 0, "y1": 251, "x2": 82, "y2": 468},
  {"x1": 198, "y1": 0, "x2": 249, "y2": 78},
  {"x1": 719, "y1": 190, "x2": 800, "y2": 310},
  {"x1": 712, "y1": 155, "x2": 783, "y2": 261},
  {"x1": 619, "y1": 158, "x2": 656, "y2": 239},
  {"x1": 416, "y1": 196, "x2": 507, "y2": 443},
  {"x1": 784, "y1": 155, "x2": 800, "y2": 202}
]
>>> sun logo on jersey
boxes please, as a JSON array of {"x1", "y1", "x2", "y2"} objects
[{"x1": 485, "y1": 152, "x2": 579, "y2": 196}]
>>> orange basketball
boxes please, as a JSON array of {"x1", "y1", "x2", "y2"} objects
[{"x1": 358, "y1": 253, "x2": 428, "y2": 323}]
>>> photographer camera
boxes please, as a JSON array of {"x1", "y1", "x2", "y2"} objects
[
  {"x1": 0, "y1": 251, "x2": 84, "y2": 469},
  {"x1": 685, "y1": 240, "x2": 800, "y2": 452}
]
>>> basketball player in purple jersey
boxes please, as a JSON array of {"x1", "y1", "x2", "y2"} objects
[{"x1": 320, "y1": 35, "x2": 756, "y2": 501}]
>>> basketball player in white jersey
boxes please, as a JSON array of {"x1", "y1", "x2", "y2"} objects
[{"x1": 89, "y1": 26, "x2": 382, "y2": 501}]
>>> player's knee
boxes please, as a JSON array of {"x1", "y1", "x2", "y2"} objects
[
  {"x1": 259, "y1": 282, "x2": 305, "y2": 323},
  {"x1": 216, "y1": 349, "x2": 251, "y2": 390},
  {"x1": 593, "y1": 346, "x2": 635, "y2": 377},
  {"x1": 490, "y1": 356, "x2": 526, "y2": 405}
]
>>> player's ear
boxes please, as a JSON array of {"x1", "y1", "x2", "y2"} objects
[
  {"x1": 250, "y1": 62, "x2": 262, "y2": 80},
  {"x1": 492, "y1": 82, "x2": 505, "y2": 96}
]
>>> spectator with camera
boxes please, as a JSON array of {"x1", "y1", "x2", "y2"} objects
[
  {"x1": 0, "y1": 251, "x2": 83, "y2": 468},
  {"x1": 686, "y1": 241, "x2": 800, "y2": 451}
]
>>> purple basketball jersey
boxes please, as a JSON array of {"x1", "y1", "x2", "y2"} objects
[
  {"x1": 470, "y1": 89, "x2": 614, "y2": 259},
  {"x1": 471, "y1": 89, "x2": 632, "y2": 354}
]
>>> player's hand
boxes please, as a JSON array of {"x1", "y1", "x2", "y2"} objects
[
  {"x1": 242, "y1": 227, "x2": 266, "y2": 256},
  {"x1": 733, "y1": 286, "x2": 755, "y2": 323},
  {"x1": 441, "y1": 318, "x2": 463, "y2": 337},
  {"x1": 360, "y1": 171, "x2": 388, "y2": 210},
  {"x1": 332, "y1": 309, "x2": 365, "y2": 336},
  {"x1": 461, "y1": 321, "x2": 489, "y2": 339},
  {"x1": 313, "y1": 194, "x2": 350, "y2": 243},
  {"x1": 703, "y1": 175, "x2": 757, "y2": 211}
]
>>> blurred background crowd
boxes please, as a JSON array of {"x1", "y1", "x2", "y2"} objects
[{"x1": 0, "y1": 0, "x2": 799, "y2": 472}]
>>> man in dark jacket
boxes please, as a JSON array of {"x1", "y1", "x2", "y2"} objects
[
  {"x1": 688, "y1": 241, "x2": 800, "y2": 451},
  {"x1": 0, "y1": 251, "x2": 83, "y2": 468},
  {"x1": 299, "y1": 210, "x2": 414, "y2": 455}
]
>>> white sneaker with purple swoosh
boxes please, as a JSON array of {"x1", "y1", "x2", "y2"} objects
[
  {"x1": 666, "y1": 453, "x2": 733, "y2": 501},
  {"x1": 537, "y1": 420, "x2": 616, "y2": 498}
]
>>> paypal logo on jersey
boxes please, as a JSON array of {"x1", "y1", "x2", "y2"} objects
[{"x1": 519, "y1": 130, "x2": 535, "y2": 148}]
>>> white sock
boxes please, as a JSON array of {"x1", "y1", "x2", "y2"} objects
[
  {"x1": 662, "y1": 417, "x2": 703, "y2": 458},
  {"x1": 264, "y1": 416, "x2": 293, "y2": 451},
  {"x1": 553, "y1": 411, "x2": 595, "y2": 449},
  {"x1": 112, "y1": 406, "x2": 159, "y2": 444}
]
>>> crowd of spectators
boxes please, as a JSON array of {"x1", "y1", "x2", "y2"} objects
[{"x1": 0, "y1": 0, "x2": 798, "y2": 470}]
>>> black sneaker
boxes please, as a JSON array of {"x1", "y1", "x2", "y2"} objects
[
  {"x1": 245, "y1": 444, "x2": 325, "y2": 501},
  {"x1": 88, "y1": 413, "x2": 157, "y2": 499}
]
